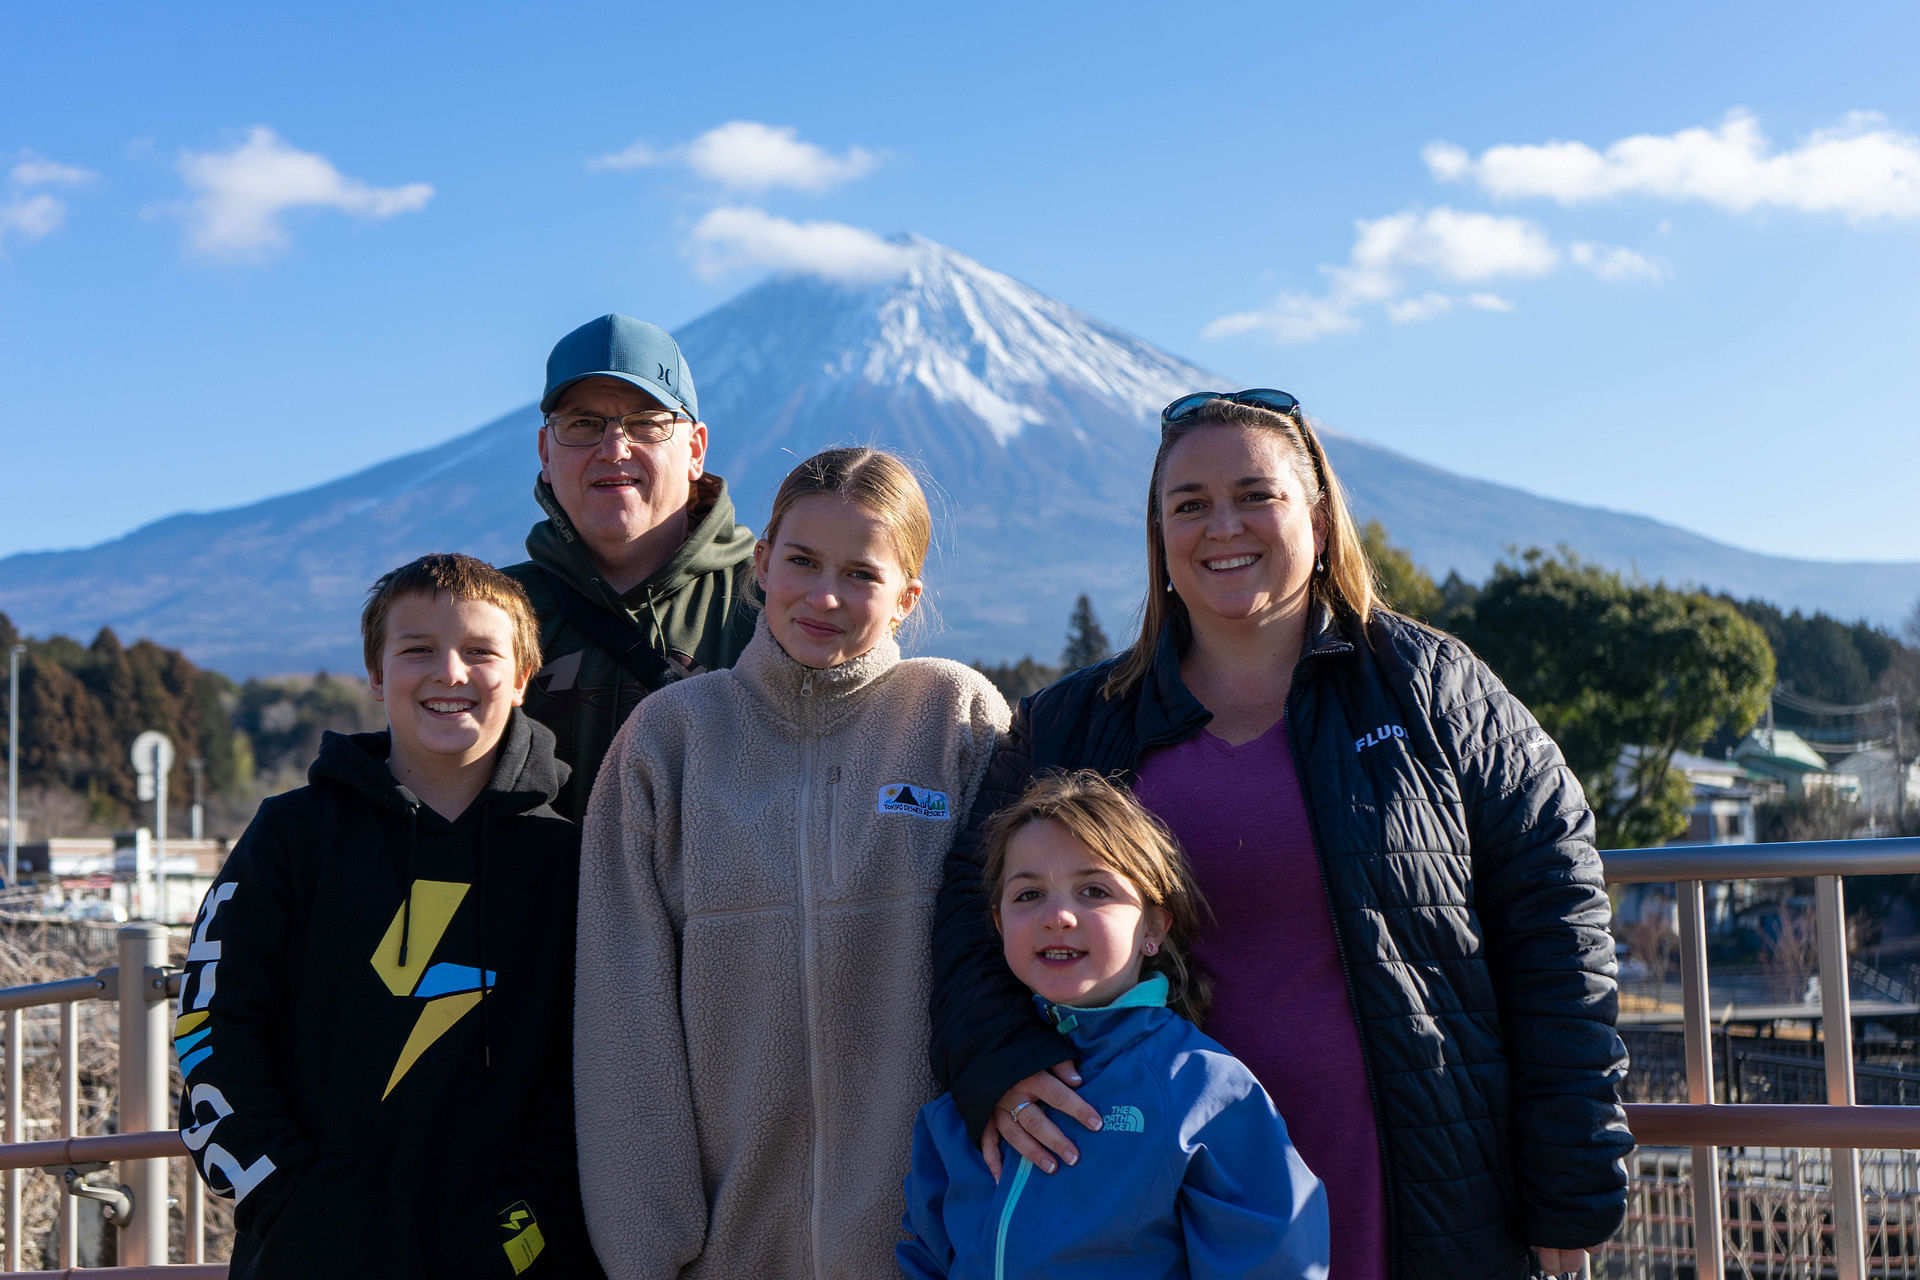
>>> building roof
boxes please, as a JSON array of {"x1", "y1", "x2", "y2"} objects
[{"x1": 1734, "y1": 727, "x2": 1830, "y2": 773}]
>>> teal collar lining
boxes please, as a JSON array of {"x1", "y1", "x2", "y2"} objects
[{"x1": 1044, "y1": 972, "x2": 1169, "y2": 1028}]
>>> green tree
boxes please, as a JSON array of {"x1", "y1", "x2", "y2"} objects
[
  {"x1": 1455, "y1": 550, "x2": 1776, "y2": 849},
  {"x1": 1060, "y1": 595, "x2": 1112, "y2": 672},
  {"x1": 1359, "y1": 520, "x2": 1443, "y2": 622},
  {"x1": 973, "y1": 657, "x2": 1061, "y2": 704}
]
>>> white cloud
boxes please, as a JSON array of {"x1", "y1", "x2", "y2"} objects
[
  {"x1": 1569, "y1": 241, "x2": 1667, "y2": 282},
  {"x1": 590, "y1": 121, "x2": 881, "y2": 193},
  {"x1": 587, "y1": 140, "x2": 661, "y2": 172},
  {"x1": 11, "y1": 157, "x2": 95, "y2": 189},
  {"x1": 1209, "y1": 207, "x2": 1564, "y2": 344},
  {"x1": 1385, "y1": 292, "x2": 1454, "y2": 324},
  {"x1": 1426, "y1": 110, "x2": 1920, "y2": 220},
  {"x1": 687, "y1": 122, "x2": 878, "y2": 192},
  {"x1": 1, "y1": 154, "x2": 96, "y2": 249},
  {"x1": 1204, "y1": 294, "x2": 1361, "y2": 344},
  {"x1": 177, "y1": 126, "x2": 433, "y2": 261},
  {"x1": 0, "y1": 192, "x2": 65, "y2": 245},
  {"x1": 1206, "y1": 207, "x2": 1656, "y2": 344},
  {"x1": 687, "y1": 207, "x2": 917, "y2": 283},
  {"x1": 1346, "y1": 207, "x2": 1559, "y2": 291}
]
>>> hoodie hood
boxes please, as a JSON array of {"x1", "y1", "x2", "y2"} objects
[
  {"x1": 309, "y1": 709, "x2": 570, "y2": 823},
  {"x1": 527, "y1": 472, "x2": 756, "y2": 611}
]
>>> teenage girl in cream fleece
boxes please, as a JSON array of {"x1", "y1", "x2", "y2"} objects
[
  {"x1": 573, "y1": 447, "x2": 1010, "y2": 1280},
  {"x1": 899, "y1": 771, "x2": 1329, "y2": 1280}
]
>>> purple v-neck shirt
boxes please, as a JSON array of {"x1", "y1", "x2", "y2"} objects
[{"x1": 1135, "y1": 716, "x2": 1387, "y2": 1280}]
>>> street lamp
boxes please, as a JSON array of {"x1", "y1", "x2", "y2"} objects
[{"x1": 7, "y1": 644, "x2": 23, "y2": 889}]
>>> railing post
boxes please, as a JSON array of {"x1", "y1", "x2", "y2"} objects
[
  {"x1": 60, "y1": 998, "x2": 78, "y2": 1267},
  {"x1": 3, "y1": 1007, "x2": 20, "y2": 1271},
  {"x1": 116, "y1": 923, "x2": 171, "y2": 1266},
  {"x1": 1678, "y1": 879, "x2": 1726, "y2": 1278},
  {"x1": 1815, "y1": 874, "x2": 1867, "y2": 1280}
]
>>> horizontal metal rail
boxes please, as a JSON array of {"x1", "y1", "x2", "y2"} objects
[
  {"x1": 0, "y1": 1129, "x2": 185, "y2": 1173},
  {"x1": 1626, "y1": 1102, "x2": 1920, "y2": 1148},
  {"x1": 0, "y1": 972, "x2": 111, "y2": 1013},
  {"x1": 1603, "y1": 836, "x2": 1920, "y2": 883},
  {"x1": 0, "y1": 1268, "x2": 227, "y2": 1278}
]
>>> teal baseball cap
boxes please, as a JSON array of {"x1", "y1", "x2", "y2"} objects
[{"x1": 541, "y1": 313, "x2": 699, "y2": 419}]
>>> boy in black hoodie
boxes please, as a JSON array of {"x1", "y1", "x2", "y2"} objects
[{"x1": 176, "y1": 554, "x2": 600, "y2": 1279}]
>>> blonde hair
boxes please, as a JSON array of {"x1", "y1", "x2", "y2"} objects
[
  {"x1": 1106, "y1": 398, "x2": 1374, "y2": 700},
  {"x1": 361, "y1": 553, "x2": 543, "y2": 682},
  {"x1": 756, "y1": 446, "x2": 934, "y2": 635},
  {"x1": 982, "y1": 770, "x2": 1214, "y2": 1025}
]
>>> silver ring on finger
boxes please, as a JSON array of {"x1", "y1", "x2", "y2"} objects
[{"x1": 1009, "y1": 1099, "x2": 1037, "y2": 1124}]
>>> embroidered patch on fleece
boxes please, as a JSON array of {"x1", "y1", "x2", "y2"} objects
[
  {"x1": 1102, "y1": 1104, "x2": 1146, "y2": 1133},
  {"x1": 878, "y1": 783, "x2": 951, "y2": 819}
]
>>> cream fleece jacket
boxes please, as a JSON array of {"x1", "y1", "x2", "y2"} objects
[{"x1": 574, "y1": 616, "x2": 1009, "y2": 1280}]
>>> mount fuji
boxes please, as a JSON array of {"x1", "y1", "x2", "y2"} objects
[{"x1": 2, "y1": 234, "x2": 1916, "y2": 677}]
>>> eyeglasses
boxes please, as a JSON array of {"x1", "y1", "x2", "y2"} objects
[
  {"x1": 543, "y1": 409, "x2": 689, "y2": 448},
  {"x1": 1160, "y1": 388, "x2": 1302, "y2": 428}
]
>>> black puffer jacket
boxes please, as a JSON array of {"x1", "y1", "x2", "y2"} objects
[{"x1": 930, "y1": 606, "x2": 1631, "y2": 1279}]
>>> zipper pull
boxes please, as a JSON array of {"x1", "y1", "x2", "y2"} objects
[
  {"x1": 800, "y1": 673, "x2": 814, "y2": 698},
  {"x1": 826, "y1": 766, "x2": 840, "y2": 783}
]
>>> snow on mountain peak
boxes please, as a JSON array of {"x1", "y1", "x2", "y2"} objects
[{"x1": 681, "y1": 234, "x2": 1216, "y2": 447}]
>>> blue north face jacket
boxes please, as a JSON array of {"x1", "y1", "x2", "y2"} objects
[{"x1": 898, "y1": 975, "x2": 1328, "y2": 1280}]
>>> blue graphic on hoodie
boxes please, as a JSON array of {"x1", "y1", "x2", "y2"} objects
[{"x1": 898, "y1": 974, "x2": 1329, "y2": 1280}]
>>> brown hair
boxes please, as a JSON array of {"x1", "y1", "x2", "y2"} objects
[
  {"x1": 982, "y1": 770, "x2": 1215, "y2": 1025},
  {"x1": 361, "y1": 553, "x2": 543, "y2": 682},
  {"x1": 755, "y1": 446, "x2": 934, "y2": 635},
  {"x1": 1105, "y1": 397, "x2": 1375, "y2": 700}
]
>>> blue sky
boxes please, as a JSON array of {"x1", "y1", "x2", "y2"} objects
[{"x1": 4, "y1": 1, "x2": 1919, "y2": 571}]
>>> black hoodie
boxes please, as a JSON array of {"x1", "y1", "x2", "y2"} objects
[{"x1": 175, "y1": 710, "x2": 600, "y2": 1279}]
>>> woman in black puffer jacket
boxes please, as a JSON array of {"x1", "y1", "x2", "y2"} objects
[{"x1": 929, "y1": 390, "x2": 1631, "y2": 1280}]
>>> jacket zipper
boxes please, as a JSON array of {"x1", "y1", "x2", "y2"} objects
[
  {"x1": 795, "y1": 673, "x2": 829, "y2": 1277},
  {"x1": 1283, "y1": 668, "x2": 1399, "y2": 1280},
  {"x1": 993, "y1": 1157, "x2": 1036, "y2": 1280},
  {"x1": 824, "y1": 765, "x2": 841, "y2": 888}
]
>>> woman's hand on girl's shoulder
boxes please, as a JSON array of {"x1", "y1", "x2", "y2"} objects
[{"x1": 980, "y1": 1061, "x2": 1103, "y2": 1179}]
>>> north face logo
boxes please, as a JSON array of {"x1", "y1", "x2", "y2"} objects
[
  {"x1": 878, "y1": 783, "x2": 950, "y2": 819},
  {"x1": 1102, "y1": 1105, "x2": 1145, "y2": 1133}
]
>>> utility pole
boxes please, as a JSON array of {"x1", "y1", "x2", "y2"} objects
[
  {"x1": 6, "y1": 644, "x2": 23, "y2": 888},
  {"x1": 187, "y1": 757, "x2": 206, "y2": 841}
]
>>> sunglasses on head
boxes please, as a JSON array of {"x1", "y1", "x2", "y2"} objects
[{"x1": 1160, "y1": 388, "x2": 1302, "y2": 427}]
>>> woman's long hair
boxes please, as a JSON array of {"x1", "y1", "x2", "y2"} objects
[
  {"x1": 1104, "y1": 398, "x2": 1375, "y2": 700},
  {"x1": 981, "y1": 770, "x2": 1215, "y2": 1025}
]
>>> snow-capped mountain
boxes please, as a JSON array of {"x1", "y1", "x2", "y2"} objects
[{"x1": 2, "y1": 235, "x2": 1915, "y2": 676}]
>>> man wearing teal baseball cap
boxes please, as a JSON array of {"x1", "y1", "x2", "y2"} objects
[{"x1": 504, "y1": 314, "x2": 757, "y2": 818}]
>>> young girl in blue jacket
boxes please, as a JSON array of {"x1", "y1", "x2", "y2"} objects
[{"x1": 900, "y1": 771, "x2": 1329, "y2": 1280}]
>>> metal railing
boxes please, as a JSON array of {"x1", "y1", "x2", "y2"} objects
[
  {"x1": 1607, "y1": 836, "x2": 1920, "y2": 1280},
  {"x1": 0, "y1": 923, "x2": 218, "y2": 1275}
]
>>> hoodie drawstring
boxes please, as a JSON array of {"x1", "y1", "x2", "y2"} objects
[{"x1": 643, "y1": 585, "x2": 667, "y2": 653}]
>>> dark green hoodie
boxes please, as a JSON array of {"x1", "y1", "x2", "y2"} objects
[{"x1": 504, "y1": 472, "x2": 757, "y2": 819}]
